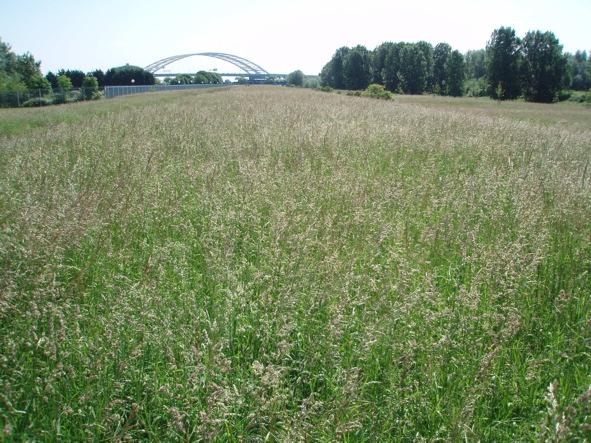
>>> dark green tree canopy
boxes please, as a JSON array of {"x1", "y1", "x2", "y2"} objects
[
  {"x1": 433, "y1": 43, "x2": 452, "y2": 94},
  {"x1": 446, "y1": 50, "x2": 465, "y2": 96},
  {"x1": 45, "y1": 71, "x2": 58, "y2": 89},
  {"x1": 343, "y1": 46, "x2": 371, "y2": 90},
  {"x1": 567, "y1": 50, "x2": 590, "y2": 90},
  {"x1": 89, "y1": 69, "x2": 105, "y2": 88},
  {"x1": 0, "y1": 38, "x2": 17, "y2": 74},
  {"x1": 415, "y1": 41, "x2": 434, "y2": 91},
  {"x1": 398, "y1": 43, "x2": 429, "y2": 94},
  {"x1": 104, "y1": 65, "x2": 155, "y2": 86},
  {"x1": 320, "y1": 47, "x2": 350, "y2": 89},
  {"x1": 520, "y1": 30, "x2": 567, "y2": 103},
  {"x1": 465, "y1": 49, "x2": 486, "y2": 79},
  {"x1": 372, "y1": 42, "x2": 395, "y2": 85},
  {"x1": 58, "y1": 69, "x2": 85, "y2": 88},
  {"x1": 287, "y1": 70, "x2": 304, "y2": 87},
  {"x1": 486, "y1": 26, "x2": 522, "y2": 99},
  {"x1": 382, "y1": 42, "x2": 404, "y2": 92}
]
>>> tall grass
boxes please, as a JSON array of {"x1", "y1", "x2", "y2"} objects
[{"x1": 1, "y1": 87, "x2": 590, "y2": 441}]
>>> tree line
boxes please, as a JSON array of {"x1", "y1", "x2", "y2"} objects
[
  {"x1": 1, "y1": 38, "x2": 165, "y2": 106},
  {"x1": 320, "y1": 27, "x2": 590, "y2": 103},
  {"x1": 162, "y1": 71, "x2": 223, "y2": 85}
]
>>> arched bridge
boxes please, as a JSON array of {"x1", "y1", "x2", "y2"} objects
[{"x1": 145, "y1": 52, "x2": 280, "y2": 79}]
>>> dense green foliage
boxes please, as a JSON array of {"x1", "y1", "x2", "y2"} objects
[
  {"x1": 433, "y1": 43, "x2": 452, "y2": 94},
  {"x1": 104, "y1": 64, "x2": 155, "y2": 86},
  {"x1": 164, "y1": 71, "x2": 223, "y2": 85},
  {"x1": 0, "y1": 38, "x2": 45, "y2": 106},
  {"x1": 89, "y1": 69, "x2": 105, "y2": 87},
  {"x1": 321, "y1": 26, "x2": 586, "y2": 103},
  {"x1": 80, "y1": 76, "x2": 99, "y2": 100},
  {"x1": 343, "y1": 46, "x2": 371, "y2": 90},
  {"x1": 567, "y1": 51, "x2": 590, "y2": 90},
  {"x1": 465, "y1": 49, "x2": 486, "y2": 79},
  {"x1": 1, "y1": 87, "x2": 590, "y2": 440},
  {"x1": 485, "y1": 27, "x2": 522, "y2": 99},
  {"x1": 520, "y1": 31, "x2": 568, "y2": 103},
  {"x1": 287, "y1": 69, "x2": 304, "y2": 86},
  {"x1": 446, "y1": 50, "x2": 465, "y2": 96},
  {"x1": 58, "y1": 69, "x2": 86, "y2": 88}
]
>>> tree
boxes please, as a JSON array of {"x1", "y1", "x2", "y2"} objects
[
  {"x1": 343, "y1": 45, "x2": 371, "y2": 90},
  {"x1": 104, "y1": 65, "x2": 155, "y2": 86},
  {"x1": 28, "y1": 74, "x2": 51, "y2": 94},
  {"x1": 398, "y1": 43, "x2": 428, "y2": 94},
  {"x1": 567, "y1": 50, "x2": 590, "y2": 91},
  {"x1": 446, "y1": 50, "x2": 465, "y2": 96},
  {"x1": 54, "y1": 75, "x2": 72, "y2": 104},
  {"x1": 57, "y1": 74, "x2": 72, "y2": 91},
  {"x1": 171, "y1": 74, "x2": 192, "y2": 84},
  {"x1": 382, "y1": 43, "x2": 404, "y2": 92},
  {"x1": 15, "y1": 53, "x2": 43, "y2": 89},
  {"x1": 520, "y1": 30, "x2": 567, "y2": 103},
  {"x1": 287, "y1": 70, "x2": 304, "y2": 86},
  {"x1": 416, "y1": 41, "x2": 434, "y2": 92},
  {"x1": 194, "y1": 71, "x2": 221, "y2": 84},
  {"x1": 90, "y1": 69, "x2": 105, "y2": 88},
  {"x1": 45, "y1": 71, "x2": 58, "y2": 89},
  {"x1": 81, "y1": 76, "x2": 99, "y2": 99},
  {"x1": 372, "y1": 42, "x2": 395, "y2": 85},
  {"x1": 58, "y1": 69, "x2": 85, "y2": 88},
  {"x1": 486, "y1": 27, "x2": 522, "y2": 99},
  {"x1": 320, "y1": 47, "x2": 350, "y2": 89},
  {"x1": 433, "y1": 43, "x2": 452, "y2": 95},
  {"x1": 0, "y1": 38, "x2": 17, "y2": 74},
  {"x1": 465, "y1": 49, "x2": 486, "y2": 79}
]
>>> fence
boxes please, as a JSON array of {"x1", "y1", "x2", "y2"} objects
[
  {"x1": 0, "y1": 83, "x2": 230, "y2": 108},
  {"x1": 0, "y1": 87, "x2": 101, "y2": 108},
  {"x1": 104, "y1": 83, "x2": 228, "y2": 99}
]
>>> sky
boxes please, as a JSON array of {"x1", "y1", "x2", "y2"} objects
[{"x1": 1, "y1": 0, "x2": 590, "y2": 75}]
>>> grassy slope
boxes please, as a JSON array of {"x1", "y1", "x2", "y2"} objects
[{"x1": 1, "y1": 87, "x2": 590, "y2": 441}]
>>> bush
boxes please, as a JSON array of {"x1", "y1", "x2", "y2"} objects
[
  {"x1": 464, "y1": 77, "x2": 487, "y2": 97},
  {"x1": 304, "y1": 78, "x2": 320, "y2": 89},
  {"x1": 567, "y1": 90, "x2": 591, "y2": 103},
  {"x1": 319, "y1": 85, "x2": 333, "y2": 93},
  {"x1": 557, "y1": 90, "x2": 572, "y2": 102},
  {"x1": 361, "y1": 83, "x2": 393, "y2": 100},
  {"x1": 21, "y1": 97, "x2": 52, "y2": 107},
  {"x1": 80, "y1": 76, "x2": 99, "y2": 100},
  {"x1": 287, "y1": 70, "x2": 304, "y2": 87}
]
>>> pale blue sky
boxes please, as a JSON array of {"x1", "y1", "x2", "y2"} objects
[{"x1": 1, "y1": 0, "x2": 589, "y2": 75}]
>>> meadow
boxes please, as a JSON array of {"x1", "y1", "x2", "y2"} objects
[{"x1": 1, "y1": 86, "x2": 590, "y2": 441}]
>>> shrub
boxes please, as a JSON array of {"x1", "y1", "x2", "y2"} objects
[
  {"x1": 21, "y1": 97, "x2": 52, "y2": 107},
  {"x1": 567, "y1": 90, "x2": 591, "y2": 103},
  {"x1": 319, "y1": 85, "x2": 333, "y2": 93},
  {"x1": 361, "y1": 83, "x2": 393, "y2": 100},
  {"x1": 464, "y1": 77, "x2": 487, "y2": 97},
  {"x1": 346, "y1": 90, "x2": 362, "y2": 97},
  {"x1": 287, "y1": 70, "x2": 304, "y2": 87},
  {"x1": 557, "y1": 90, "x2": 572, "y2": 102},
  {"x1": 80, "y1": 76, "x2": 99, "y2": 100},
  {"x1": 304, "y1": 78, "x2": 320, "y2": 89}
]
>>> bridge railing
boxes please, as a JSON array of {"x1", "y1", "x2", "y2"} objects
[{"x1": 104, "y1": 83, "x2": 229, "y2": 99}]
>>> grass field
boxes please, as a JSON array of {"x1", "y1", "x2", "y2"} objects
[{"x1": 1, "y1": 86, "x2": 590, "y2": 441}]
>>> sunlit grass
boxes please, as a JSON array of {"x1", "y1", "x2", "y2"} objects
[{"x1": 1, "y1": 87, "x2": 590, "y2": 440}]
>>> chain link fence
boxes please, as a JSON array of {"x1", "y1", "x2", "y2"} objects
[
  {"x1": 0, "y1": 87, "x2": 101, "y2": 108},
  {"x1": 103, "y1": 83, "x2": 228, "y2": 98},
  {"x1": 0, "y1": 83, "x2": 231, "y2": 107}
]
